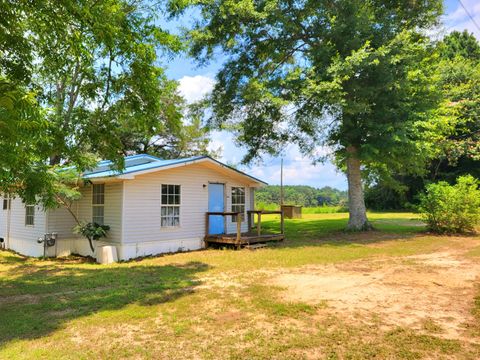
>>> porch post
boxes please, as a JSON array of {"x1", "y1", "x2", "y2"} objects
[
  {"x1": 236, "y1": 213, "x2": 242, "y2": 249},
  {"x1": 257, "y1": 212, "x2": 262, "y2": 237}
]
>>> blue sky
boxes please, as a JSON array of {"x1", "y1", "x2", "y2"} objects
[{"x1": 164, "y1": 0, "x2": 480, "y2": 190}]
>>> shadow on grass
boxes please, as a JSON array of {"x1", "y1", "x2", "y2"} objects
[
  {"x1": 0, "y1": 260, "x2": 209, "y2": 346},
  {"x1": 261, "y1": 216, "x2": 425, "y2": 248},
  {"x1": 0, "y1": 253, "x2": 29, "y2": 264}
]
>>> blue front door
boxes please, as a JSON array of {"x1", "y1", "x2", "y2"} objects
[{"x1": 208, "y1": 183, "x2": 225, "y2": 234}]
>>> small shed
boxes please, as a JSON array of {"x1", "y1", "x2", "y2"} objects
[{"x1": 281, "y1": 205, "x2": 302, "y2": 219}]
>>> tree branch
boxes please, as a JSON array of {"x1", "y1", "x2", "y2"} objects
[{"x1": 101, "y1": 50, "x2": 113, "y2": 110}]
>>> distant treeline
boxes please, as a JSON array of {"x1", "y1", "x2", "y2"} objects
[{"x1": 255, "y1": 185, "x2": 348, "y2": 207}]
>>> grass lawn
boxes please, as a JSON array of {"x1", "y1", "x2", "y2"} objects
[{"x1": 1, "y1": 212, "x2": 480, "y2": 359}]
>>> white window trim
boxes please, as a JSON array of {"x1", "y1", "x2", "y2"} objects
[
  {"x1": 25, "y1": 204, "x2": 35, "y2": 227},
  {"x1": 160, "y1": 184, "x2": 181, "y2": 229},
  {"x1": 231, "y1": 186, "x2": 246, "y2": 223},
  {"x1": 92, "y1": 183, "x2": 105, "y2": 225}
]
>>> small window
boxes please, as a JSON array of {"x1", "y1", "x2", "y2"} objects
[
  {"x1": 3, "y1": 198, "x2": 11, "y2": 210},
  {"x1": 231, "y1": 187, "x2": 245, "y2": 222},
  {"x1": 161, "y1": 185, "x2": 180, "y2": 227},
  {"x1": 25, "y1": 205, "x2": 35, "y2": 226},
  {"x1": 92, "y1": 184, "x2": 105, "y2": 225}
]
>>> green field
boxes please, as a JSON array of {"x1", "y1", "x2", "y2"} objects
[
  {"x1": 256, "y1": 204, "x2": 347, "y2": 213},
  {"x1": 1, "y1": 212, "x2": 480, "y2": 359}
]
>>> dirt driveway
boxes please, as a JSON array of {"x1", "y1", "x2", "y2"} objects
[{"x1": 272, "y1": 237, "x2": 480, "y2": 341}]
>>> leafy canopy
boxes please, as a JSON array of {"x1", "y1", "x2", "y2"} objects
[
  {"x1": 0, "y1": 78, "x2": 52, "y2": 202},
  {"x1": 0, "y1": 0, "x2": 212, "y2": 206},
  {"x1": 439, "y1": 30, "x2": 480, "y2": 61},
  {"x1": 364, "y1": 30, "x2": 480, "y2": 211},
  {"x1": 435, "y1": 31, "x2": 480, "y2": 167},
  {"x1": 169, "y1": 0, "x2": 444, "y2": 179}
]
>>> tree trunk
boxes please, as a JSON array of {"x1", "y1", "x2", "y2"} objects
[
  {"x1": 87, "y1": 236, "x2": 95, "y2": 253},
  {"x1": 346, "y1": 146, "x2": 371, "y2": 231}
]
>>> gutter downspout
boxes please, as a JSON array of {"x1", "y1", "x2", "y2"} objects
[{"x1": 6, "y1": 199, "x2": 11, "y2": 249}]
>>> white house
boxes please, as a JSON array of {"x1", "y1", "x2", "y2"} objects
[{"x1": 0, "y1": 154, "x2": 266, "y2": 260}]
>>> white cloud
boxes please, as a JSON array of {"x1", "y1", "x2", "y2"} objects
[
  {"x1": 178, "y1": 79, "x2": 347, "y2": 190},
  {"x1": 443, "y1": 0, "x2": 480, "y2": 39},
  {"x1": 178, "y1": 75, "x2": 215, "y2": 103},
  {"x1": 210, "y1": 136, "x2": 347, "y2": 189},
  {"x1": 245, "y1": 146, "x2": 347, "y2": 190}
]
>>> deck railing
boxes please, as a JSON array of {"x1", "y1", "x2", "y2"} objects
[
  {"x1": 205, "y1": 210, "x2": 285, "y2": 247},
  {"x1": 205, "y1": 211, "x2": 244, "y2": 242},
  {"x1": 246, "y1": 210, "x2": 284, "y2": 236}
]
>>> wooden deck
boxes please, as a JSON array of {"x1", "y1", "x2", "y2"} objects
[{"x1": 204, "y1": 210, "x2": 285, "y2": 249}]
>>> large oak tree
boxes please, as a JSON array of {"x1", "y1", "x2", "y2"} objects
[{"x1": 169, "y1": 0, "x2": 445, "y2": 229}]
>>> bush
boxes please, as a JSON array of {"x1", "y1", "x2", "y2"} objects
[
  {"x1": 256, "y1": 203, "x2": 348, "y2": 213},
  {"x1": 418, "y1": 175, "x2": 480, "y2": 234},
  {"x1": 302, "y1": 206, "x2": 348, "y2": 214},
  {"x1": 73, "y1": 222, "x2": 110, "y2": 252},
  {"x1": 256, "y1": 202, "x2": 280, "y2": 211}
]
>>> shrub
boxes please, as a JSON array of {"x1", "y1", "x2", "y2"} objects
[
  {"x1": 418, "y1": 175, "x2": 480, "y2": 234},
  {"x1": 73, "y1": 222, "x2": 110, "y2": 252},
  {"x1": 302, "y1": 206, "x2": 348, "y2": 214}
]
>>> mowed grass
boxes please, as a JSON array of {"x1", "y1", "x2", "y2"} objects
[{"x1": 1, "y1": 212, "x2": 479, "y2": 359}]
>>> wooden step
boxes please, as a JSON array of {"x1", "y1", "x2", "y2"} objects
[{"x1": 244, "y1": 243, "x2": 268, "y2": 250}]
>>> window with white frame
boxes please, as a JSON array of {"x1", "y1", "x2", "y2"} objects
[
  {"x1": 25, "y1": 205, "x2": 35, "y2": 226},
  {"x1": 231, "y1": 187, "x2": 245, "y2": 222},
  {"x1": 161, "y1": 185, "x2": 181, "y2": 227},
  {"x1": 92, "y1": 184, "x2": 105, "y2": 225}
]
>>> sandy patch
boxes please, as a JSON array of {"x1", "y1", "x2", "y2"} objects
[{"x1": 273, "y1": 243, "x2": 480, "y2": 340}]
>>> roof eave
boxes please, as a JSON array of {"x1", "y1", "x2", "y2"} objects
[{"x1": 82, "y1": 156, "x2": 267, "y2": 186}]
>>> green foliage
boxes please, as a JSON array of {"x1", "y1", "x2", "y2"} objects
[
  {"x1": 0, "y1": 1, "x2": 214, "y2": 207},
  {"x1": 170, "y1": 0, "x2": 443, "y2": 167},
  {"x1": 118, "y1": 95, "x2": 216, "y2": 160},
  {"x1": 255, "y1": 203, "x2": 346, "y2": 213},
  {"x1": 256, "y1": 185, "x2": 347, "y2": 207},
  {"x1": 302, "y1": 206, "x2": 348, "y2": 214},
  {"x1": 169, "y1": 0, "x2": 445, "y2": 228},
  {"x1": 418, "y1": 175, "x2": 480, "y2": 234},
  {"x1": 255, "y1": 202, "x2": 280, "y2": 211},
  {"x1": 365, "y1": 184, "x2": 407, "y2": 211},
  {"x1": 74, "y1": 222, "x2": 110, "y2": 241},
  {"x1": 439, "y1": 30, "x2": 480, "y2": 61},
  {"x1": 364, "y1": 31, "x2": 480, "y2": 210},
  {"x1": 73, "y1": 222, "x2": 111, "y2": 252},
  {"x1": 436, "y1": 32, "x2": 480, "y2": 167},
  {"x1": 0, "y1": 78, "x2": 52, "y2": 203}
]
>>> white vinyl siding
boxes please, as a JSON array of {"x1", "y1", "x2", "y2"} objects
[
  {"x1": 7, "y1": 198, "x2": 46, "y2": 257},
  {"x1": 79, "y1": 182, "x2": 122, "y2": 243},
  {"x1": 3, "y1": 160, "x2": 260, "y2": 260},
  {"x1": 122, "y1": 163, "x2": 254, "y2": 249}
]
